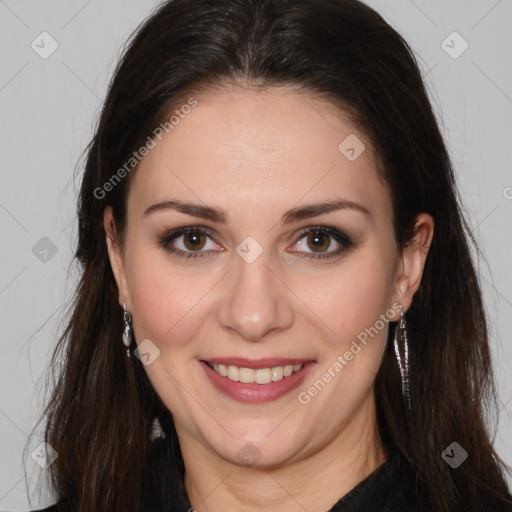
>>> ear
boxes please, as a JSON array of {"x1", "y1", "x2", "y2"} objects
[
  {"x1": 392, "y1": 213, "x2": 434, "y2": 318},
  {"x1": 103, "y1": 206, "x2": 131, "y2": 308}
]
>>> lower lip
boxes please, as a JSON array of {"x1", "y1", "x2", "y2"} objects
[{"x1": 200, "y1": 360, "x2": 316, "y2": 403}]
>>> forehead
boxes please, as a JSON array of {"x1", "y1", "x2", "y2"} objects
[{"x1": 128, "y1": 86, "x2": 390, "y2": 221}]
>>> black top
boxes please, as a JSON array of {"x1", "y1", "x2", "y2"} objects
[{"x1": 26, "y1": 436, "x2": 512, "y2": 512}]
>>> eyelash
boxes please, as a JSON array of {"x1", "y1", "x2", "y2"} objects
[{"x1": 158, "y1": 225, "x2": 354, "y2": 260}]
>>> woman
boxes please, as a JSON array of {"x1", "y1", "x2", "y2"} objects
[{"x1": 27, "y1": 0, "x2": 511, "y2": 511}]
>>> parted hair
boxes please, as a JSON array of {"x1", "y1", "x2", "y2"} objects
[{"x1": 33, "y1": 1, "x2": 511, "y2": 511}]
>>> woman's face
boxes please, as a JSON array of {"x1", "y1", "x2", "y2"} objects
[{"x1": 105, "y1": 86, "x2": 432, "y2": 468}]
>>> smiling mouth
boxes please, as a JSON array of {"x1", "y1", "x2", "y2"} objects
[{"x1": 205, "y1": 361, "x2": 304, "y2": 385}]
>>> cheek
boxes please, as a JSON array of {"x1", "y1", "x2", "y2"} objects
[
  {"x1": 124, "y1": 248, "x2": 212, "y2": 421},
  {"x1": 125, "y1": 246, "x2": 211, "y2": 350},
  {"x1": 307, "y1": 250, "x2": 394, "y2": 344},
  {"x1": 303, "y1": 248, "x2": 395, "y2": 398}
]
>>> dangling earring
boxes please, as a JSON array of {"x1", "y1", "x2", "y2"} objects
[
  {"x1": 393, "y1": 304, "x2": 411, "y2": 411},
  {"x1": 122, "y1": 303, "x2": 132, "y2": 358}
]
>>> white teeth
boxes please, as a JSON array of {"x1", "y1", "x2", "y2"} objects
[
  {"x1": 283, "y1": 365, "x2": 293, "y2": 377},
  {"x1": 209, "y1": 362, "x2": 304, "y2": 384},
  {"x1": 227, "y1": 365, "x2": 239, "y2": 381},
  {"x1": 255, "y1": 368, "x2": 272, "y2": 384},
  {"x1": 239, "y1": 367, "x2": 254, "y2": 383},
  {"x1": 271, "y1": 366, "x2": 283, "y2": 381}
]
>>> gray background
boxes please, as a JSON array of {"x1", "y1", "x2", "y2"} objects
[{"x1": 0, "y1": 0, "x2": 511, "y2": 510}]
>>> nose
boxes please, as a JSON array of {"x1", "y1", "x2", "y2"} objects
[{"x1": 217, "y1": 250, "x2": 294, "y2": 342}]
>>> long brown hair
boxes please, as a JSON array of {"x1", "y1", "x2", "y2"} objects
[{"x1": 33, "y1": 0, "x2": 511, "y2": 510}]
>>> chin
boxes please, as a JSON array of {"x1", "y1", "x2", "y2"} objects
[{"x1": 207, "y1": 430, "x2": 306, "y2": 470}]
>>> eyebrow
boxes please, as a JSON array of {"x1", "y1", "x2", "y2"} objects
[{"x1": 143, "y1": 199, "x2": 371, "y2": 224}]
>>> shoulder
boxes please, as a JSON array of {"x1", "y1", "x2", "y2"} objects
[
  {"x1": 27, "y1": 504, "x2": 64, "y2": 512},
  {"x1": 25, "y1": 505, "x2": 59, "y2": 512},
  {"x1": 328, "y1": 452, "x2": 418, "y2": 511}
]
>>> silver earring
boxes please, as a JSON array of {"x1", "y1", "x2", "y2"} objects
[
  {"x1": 122, "y1": 303, "x2": 132, "y2": 358},
  {"x1": 393, "y1": 304, "x2": 411, "y2": 411}
]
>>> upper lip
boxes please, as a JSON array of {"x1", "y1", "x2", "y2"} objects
[{"x1": 201, "y1": 357, "x2": 314, "y2": 369}]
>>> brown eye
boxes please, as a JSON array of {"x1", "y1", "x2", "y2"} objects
[
  {"x1": 291, "y1": 226, "x2": 354, "y2": 260},
  {"x1": 159, "y1": 226, "x2": 222, "y2": 259},
  {"x1": 306, "y1": 232, "x2": 331, "y2": 252},
  {"x1": 183, "y1": 231, "x2": 207, "y2": 251}
]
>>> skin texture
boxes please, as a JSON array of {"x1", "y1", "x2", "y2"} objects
[{"x1": 104, "y1": 86, "x2": 434, "y2": 511}]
